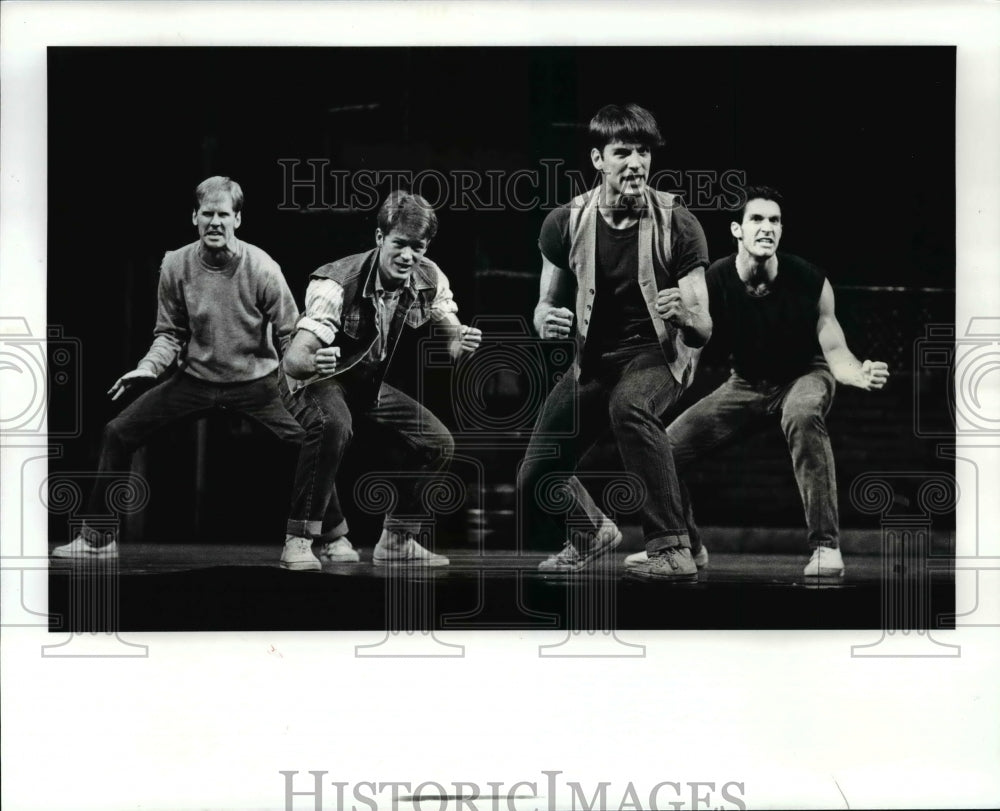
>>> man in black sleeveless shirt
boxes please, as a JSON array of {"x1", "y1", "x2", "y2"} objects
[{"x1": 627, "y1": 186, "x2": 889, "y2": 579}]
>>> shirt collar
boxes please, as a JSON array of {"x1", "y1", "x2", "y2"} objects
[{"x1": 368, "y1": 251, "x2": 416, "y2": 299}]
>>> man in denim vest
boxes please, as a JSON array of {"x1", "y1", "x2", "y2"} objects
[
  {"x1": 279, "y1": 191, "x2": 482, "y2": 571},
  {"x1": 517, "y1": 104, "x2": 712, "y2": 582}
]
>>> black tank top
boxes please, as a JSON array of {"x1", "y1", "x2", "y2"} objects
[{"x1": 706, "y1": 253, "x2": 825, "y2": 384}]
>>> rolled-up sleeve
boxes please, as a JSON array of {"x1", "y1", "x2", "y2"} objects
[
  {"x1": 428, "y1": 269, "x2": 459, "y2": 323},
  {"x1": 670, "y1": 207, "x2": 710, "y2": 281},
  {"x1": 296, "y1": 278, "x2": 344, "y2": 346}
]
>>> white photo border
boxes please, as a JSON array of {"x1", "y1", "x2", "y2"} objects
[{"x1": 2, "y1": 2, "x2": 999, "y2": 810}]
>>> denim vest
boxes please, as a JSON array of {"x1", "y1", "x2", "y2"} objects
[{"x1": 310, "y1": 249, "x2": 443, "y2": 384}]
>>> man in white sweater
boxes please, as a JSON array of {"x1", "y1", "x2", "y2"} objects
[{"x1": 52, "y1": 176, "x2": 304, "y2": 559}]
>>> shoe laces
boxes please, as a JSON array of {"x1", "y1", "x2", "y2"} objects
[
  {"x1": 652, "y1": 548, "x2": 682, "y2": 570},
  {"x1": 548, "y1": 541, "x2": 581, "y2": 564},
  {"x1": 287, "y1": 536, "x2": 312, "y2": 552}
]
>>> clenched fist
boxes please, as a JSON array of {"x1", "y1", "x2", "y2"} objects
[
  {"x1": 655, "y1": 288, "x2": 691, "y2": 326},
  {"x1": 859, "y1": 360, "x2": 890, "y2": 391},
  {"x1": 313, "y1": 346, "x2": 341, "y2": 376},
  {"x1": 539, "y1": 306, "x2": 574, "y2": 339},
  {"x1": 451, "y1": 325, "x2": 483, "y2": 359}
]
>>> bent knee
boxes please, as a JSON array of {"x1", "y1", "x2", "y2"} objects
[
  {"x1": 102, "y1": 418, "x2": 128, "y2": 445},
  {"x1": 608, "y1": 393, "x2": 657, "y2": 426},
  {"x1": 303, "y1": 415, "x2": 352, "y2": 449},
  {"x1": 781, "y1": 405, "x2": 826, "y2": 431}
]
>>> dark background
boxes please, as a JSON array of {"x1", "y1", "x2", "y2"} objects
[{"x1": 47, "y1": 47, "x2": 955, "y2": 545}]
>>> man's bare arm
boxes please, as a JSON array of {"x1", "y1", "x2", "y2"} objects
[
  {"x1": 284, "y1": 330, "x2": 329, "y2": 379},
  {"x1": 655, "y1": 266, "x2": 712, "y2": 347},
  {"x1": 534, "y1": 255, "x2": 575, "y2": 338},
  {"x1": 817, "y1": 279, "x2": 889, "y2": 390}
]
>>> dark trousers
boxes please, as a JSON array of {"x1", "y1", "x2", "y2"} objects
[
  {"x1": 667, "y1": 365, "x2": 839, "y2": 549},
  {"x1": 517, "y1": 346, "x2": 689, "y2": 553},
  {"x1": 82, "y1": 370, "x2": 304, "y2": 544},
  {"x1": 283, "y1": 376, "x2": 455, "y2": 541}
]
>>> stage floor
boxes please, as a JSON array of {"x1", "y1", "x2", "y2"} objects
[{"x1": 47, "y1": 542, "x2": 955, "y2": 632}]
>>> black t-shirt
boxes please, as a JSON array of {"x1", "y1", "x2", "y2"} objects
[
  {"x1": 588, "y1": 214, "x2": 655, "y2": 354},
  {"x1": 538, "y1": 201, "x2": 709, "y2": 364},
  {"x1": 706, "y1": 253, "x2": 826, "y2": 384}
]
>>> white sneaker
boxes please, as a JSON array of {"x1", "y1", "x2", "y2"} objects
[
  {"x1": 624, "y1": 545, "x2": 709, "y2": 570},
  {"x1": 804, "y1": 546, "x2": 845, "y2": 578},
  {"x1": 624, "y1": 546, "x2": 698, "y2": 582},
  {"x1": 373, "y1": 530, "x2": 449, "y2": 567},
  {"x1": 280, "y1": 535, "x2": 321, "y2": 571},
  {"x1": 318, "y1": 537, "x2": 360, "y2": 563},
  {"x1": 51, "y1": 536, "x2": 118, "y2": 559},
  {"x1": 538, "y1": 523, "x2": 623, "y2": 573}
]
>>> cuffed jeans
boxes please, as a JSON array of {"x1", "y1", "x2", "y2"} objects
[
  {"x1": 667, "y1": 364, "x2": 839, "y2": 549},
  {"x1": 517, "y1": 346, "x2": 690, "y2": 553},
  {"x1": 283, "y1": 376, "x2": 455, "y2": 541},
  {"x1": 82, "y1": 370, "x2": 305, "y2": 545}
]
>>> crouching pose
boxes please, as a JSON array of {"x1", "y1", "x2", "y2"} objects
[
  {"x1": 279, "y1": 191, "x2": 482, "y2": 571},
  {"x1": 625, "y1": 186, "x2": 889, "y2": 579},
  {"x1": 517, "y1": 103, "x2": 712, "y2": 582},
  {"x1": 52, "y1": 176, "x2": 304, "y2": 558}
]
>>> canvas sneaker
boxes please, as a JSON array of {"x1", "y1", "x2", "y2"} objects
[
  {"x1": 318, "y1": 537, "x2": 360, "y2": 563},
  {"x1": 625, "y1": 546, "x2": 698, "y2": 582},
  {"x1": 51, "y1": 536, "x2": 118, "y2": 559},
  {"x1": 624, "y1": 544, "x2": 709, "y2": 570},
  {"x1": 280, "y1": 535, "x2": 321, "y2": 571},
  {"x1": 373, "y1": 531, "x2": 449, "y2": 567},
  {"x1": 537, "y1": 523, "x2": 623, "y2": 573},
  {"x1": 804, "y1": 546, "x2": 845, "y2": 578}
]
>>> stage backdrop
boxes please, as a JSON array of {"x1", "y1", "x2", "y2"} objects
[{"x1": 47, "y1": 47, "x2": 955, "y2": 546}]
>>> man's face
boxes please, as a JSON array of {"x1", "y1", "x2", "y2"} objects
[
  {"x1": 192, "y1": 191, "x2": 241, "y2": 251},
  {"x1": 732, "y1": 198, "x2": 783, "y2": 259},
  {"x1": 376, "y1": 226, "x2": 429, "y2": 287},
  {"x1": 591, "y1": 140, "x2": 651, "y2": 200}
]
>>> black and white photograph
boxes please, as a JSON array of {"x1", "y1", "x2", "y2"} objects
[
  {"x1": 2, "y1": 3, "x2": 999, "y2": 810},
  {"x1": 41, "y1": 42, "x2": 955, "y2": 631}
]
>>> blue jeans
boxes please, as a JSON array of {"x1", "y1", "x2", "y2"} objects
[
  {"x1": 517, "y1": 346, "x2": 690, "y2": 553},
  {"x1": 667, "y1": 364, "x2": 839, "y2": 549},
  {"x1": 283, "y1": 375, "x2": 455, "y2": 541},
  {"x1": 82, "y1": 370, "x2": 304, "y2": 544}
]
